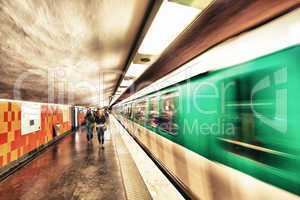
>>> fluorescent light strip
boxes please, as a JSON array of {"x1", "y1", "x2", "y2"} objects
[
  {"x1": 125, "y1": 64, "x2": 148, "y2": 78},
  {"x1": 117, "y1": 8, "x2": 300, "y2": 106},
  {"x1": 138, "y1": 1, "x2": 201, "y2": 55},
  {"x1": 120, "y1": 79, "x2": 134, "y2": 87},
  {"x1": 111, "y1": 1, "x2": 207, "y2": 105},
  {"x1": 113, "y1": 64, "x2": 147, "y2": 100},
  {"x1": 111, "y1": 1, "x2": 211, "y2": 105}
]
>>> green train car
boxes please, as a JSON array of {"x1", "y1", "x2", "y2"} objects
[{"x1": 114, "y1": 9, "x2": 300, "y2": 200}]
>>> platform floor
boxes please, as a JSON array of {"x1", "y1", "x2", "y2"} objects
[{"x1": 0, "y1": 123, "x2": 135, "y2": 200}]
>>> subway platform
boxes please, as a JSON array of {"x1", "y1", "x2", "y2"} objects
[{"x1": 0, "y1": 116, "x2": 183, "y2": 200}]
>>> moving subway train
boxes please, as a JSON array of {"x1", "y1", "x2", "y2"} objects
[{"x1": 113, "y1": 9, "x2": 300, "y2": 200}]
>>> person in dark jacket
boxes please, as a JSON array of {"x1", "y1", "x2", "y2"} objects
[
  {"x1": 85, "y1": 109, "x2": 95, "y2": 143},
  {"x1": 95, "y1": 109, "x2": 106, "y2": 146}
]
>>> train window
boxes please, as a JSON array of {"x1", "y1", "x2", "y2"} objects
[
  {"x1": 220, "y1": 78, "x2": 265, "y2": 160},
  {"x1": 131, "y1": 102, "x2": 136, "y2": 119},
  {"x1": 159, "y1": 92, "x2": 179, "y2": 134},
  {"x1": 134, "y1": 100, "x2": 147, "y2": 124},
  {"x1": 148, "y1": 96, "x2": 159, "y2": 127},
  {"x1": 128, "y1": 103, "x2": 132, "y2": 119},
  {"x1": 130, "y1": 103, "x2": 134, "y2": 119},
  {"x1": 219, "y1": 70, "x2": 294, "y2": 171},
  {"x1": 124, "y1": 104, "x2": 129, "y2": 118}
]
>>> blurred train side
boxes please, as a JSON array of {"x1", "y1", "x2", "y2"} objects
[{"x1": 113, "y1": 9, "x2": 300, "y2": 200}]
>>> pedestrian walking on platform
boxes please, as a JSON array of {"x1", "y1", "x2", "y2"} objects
[
  {"x1": 85, "y1": 109, "x2": 95, "y2": 143},
  {"x1": 95, "y1": 108, "x2": 107, "y2": 147}
]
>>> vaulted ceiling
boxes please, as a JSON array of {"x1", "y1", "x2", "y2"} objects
[{"x1": 0, "y1": 0, "x2": 152, "y2": 106}]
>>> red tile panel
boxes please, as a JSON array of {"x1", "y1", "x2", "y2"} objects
[
  {"x1": 4, "y1": 112, "x2": 8, "y2": 122},
  {"x1": 0, "y1": 101, "x2": 72, "y2": 168},
  {"x1": 0, "y1": 133, "x2": 8, "y2": 145}
]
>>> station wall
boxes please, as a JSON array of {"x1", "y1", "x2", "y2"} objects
[{"x1": 0, "y1": 100, "x2": 72, "y2": 168}]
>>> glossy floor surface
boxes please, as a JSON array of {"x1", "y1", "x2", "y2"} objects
[{"x1": 0, "y1": 127, "x2": 126, "y2": 200}]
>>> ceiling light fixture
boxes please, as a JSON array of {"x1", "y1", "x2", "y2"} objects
[
  {"x1": 111, "y1": 0, "x2": 213, "y2": 106},
  {"x1": 138, "y1": 1, "x2": 201, "y2": 55},
  {"x1": 125, "y1": 64, "x2": 148, "y2": 79}
]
